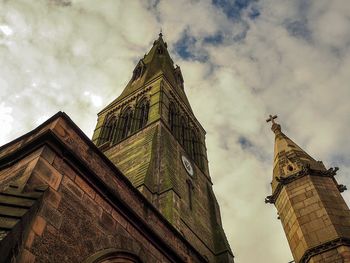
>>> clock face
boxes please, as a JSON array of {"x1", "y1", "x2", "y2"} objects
[{"x1": 181, "y1": 155, "x2": 194, "y2": 176}]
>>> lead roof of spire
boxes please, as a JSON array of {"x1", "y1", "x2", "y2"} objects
[
  {"x1": 103, "y1": 33, "x2": 193, "y2": 113},
  {"x1": 267, "y1": 115, "x2": 327, "y2": 182}
]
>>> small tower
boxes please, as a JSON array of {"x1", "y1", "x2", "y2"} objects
[
  {"x1": 266, "y1": 116, "x2": 350, "y2": 263},
  {"x1": 92, "y1": 34, "x2": 233, "y2": 262}
]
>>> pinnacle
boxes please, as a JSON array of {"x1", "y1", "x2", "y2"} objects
[
  {"x1": 99, "y1": 33, "x2": 192, "y2": 114},
  {"x1": 271, "y1": 122, "x2": 327, "y2": 181},
  {"x1": 266, "y1": 114, "x2": 281, "y2": 134},
  {"x1": 271, "y1": 123, "x2": 281, "y2": 134}
]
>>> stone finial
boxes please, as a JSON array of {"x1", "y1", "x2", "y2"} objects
[{"x1": 266, "y1": 114, "x2": 281, "y2": 133}]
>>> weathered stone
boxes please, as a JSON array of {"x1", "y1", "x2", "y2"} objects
[
  {"x1": 40, "y1": 203, "x2": 63, "y2": 229},
  {"x1": 95, "y1": 194, "x2": 112, "y2": 213},
  {"x1": 268, "y1": 121, "x2": 350, "y2": 262},
  {"x1": 32, "y1": 158, "x2": 63, "y2": 190},
  {"x1": 19, "y1": 249, "x2": 36, "y2": 263},
  {"x1": 25, "y1": 230, "x2": 36, "y2": 249},
  {"x1": 31, "y1": 216, "x2": 46, "y2": 236},
  {"x1": 62, "y1": 176, "x2": 84, "y2": 200},
  {"x1": 75, "y1": 176, "x2": 96, "y2": 199},
  {"x1": 44, "y1": 188, "x2": 62, "y2": 209}
]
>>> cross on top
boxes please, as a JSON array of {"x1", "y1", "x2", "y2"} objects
[{"x1": 266, "y1": 114, "x2": 278, "y2": 124}]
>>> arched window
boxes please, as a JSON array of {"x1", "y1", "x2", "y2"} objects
[
  {"x1": 132, "y1": 66, "x2": 142, "y2": 81},
  {"x1": 189, "y1": 128, "x2": 205, "y2": 171},
  {"x1": 99, "y1": 116, "x2": 116, "y2": 146},
  {"x1": 179, "y1": 116, "x2": 186, "y2": 146},
  {"x1": 190, "y1": 130, "x2": 197, "y2": 161},
  {"x1": 121, "y1": 108, "x2": 133, "y2": 139},
  {"x1": 168, "y1": 102, "x2": 176, "y2": 133},
  {"x1": 197, "y1": 143, "x2": 205, "y2": 171},
  {"x1": 132, "y1": 62, "x2": 145, "y2": 81},
  {"x1": 157, "y1": 46, "x2": 163, "y2": 55},
  {"x1": 82, "y1": 248, "x2": 142, "y2": 263},
  {"x1": 140, "y1": 102, "x2": 149, "y2": 129},
  {"x1": 133, "y1": 98, "x2": 149, "y2": 131},
  {"x1": 98, "y1": 120, "x2": 110, "y2": 146},
  {"x1": 115, "y1": 108, "x2": 133, "y2": 142}
]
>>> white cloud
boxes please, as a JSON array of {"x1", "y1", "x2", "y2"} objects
[
  {"x1": 1, "y1": 1, "x2": 350, "y2": 262},
  {"x1": 0, "y1": 103, "x2": 13, "y2": 145},
  {"x1": 0, "y1": 24, "x2": 13, "y2": 36}
]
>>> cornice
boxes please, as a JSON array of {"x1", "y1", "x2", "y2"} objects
[
  {"x1": 300, "y1": 237, "x2": 350, "y2": 263},
  {"x1": 265, "y1": 166, "x2": 345, "y2": 204}
]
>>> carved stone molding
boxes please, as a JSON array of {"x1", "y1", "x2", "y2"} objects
[
  {"x1": 299, "y1": 237, "x2": 350, "y2": 263},
  {"x1": 265, "y1": 166, "x2": 342, "y2": 204}
]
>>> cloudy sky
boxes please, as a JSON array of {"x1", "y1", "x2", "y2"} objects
[{"x1": 1, "y1": 0, "x2": 350, "y2": 262}]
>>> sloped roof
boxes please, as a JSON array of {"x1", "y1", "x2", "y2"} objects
[
  {"x1": 102, "y1": 34, "x2": 193, "y2": 114},
  {"x1": 271, "y1": 122, "x2": 327, "y2": 181}
]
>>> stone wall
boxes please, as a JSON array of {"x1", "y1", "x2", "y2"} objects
[
  {"x1": 0, "y1": 113, "x2": 207, "y2": 263},
  {"x1": 275, "y1": 174, "x2": 350, "y2": 262}
]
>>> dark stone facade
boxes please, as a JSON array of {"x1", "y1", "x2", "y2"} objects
[
  {"x1": 92, "y1": 34, "x2": 233, "y2": 263},
  {"x1": 0, "y1": 113, "x2": 208, "y2": 262}
]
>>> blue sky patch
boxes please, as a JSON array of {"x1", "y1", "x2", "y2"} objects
[
  {"x1": 212, "y1": 0, "x2": 258, "y2": 20},
  {"x1": 238, "y1": 136, "x2": 253, "y2": 149},
  {"x1": 248, "y1": 6, "x2": 260, "y2": 19},
  {"x1": 284, "y1": 19, "x2": 311, "y2": 41},
  {"x1": 174, "y1": 30, "x2": 209, "y2": 62},
  {"x1": 203, "y1": 32, "x2": 224, "y2": 45}
]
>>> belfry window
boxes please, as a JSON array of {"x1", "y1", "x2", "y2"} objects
[
  {"x1": 133, "y1": 66, "x2": 141, "y2": 80},
  {"x1": 139, "y1": 101, "x2": 149, "y2": 129},
  {"x1": 179, "y1": 117, "x2": 186, "y2": 146},
  {"x1": 190, "y1": 129, "x2": 202, "y2": 166},
  {"x1": 99, "y1": 116, "x2": 116, "y2": 146},
  {"x1": 167, "y1": 102, "x2": 204, "y2": 171},
  {"x1": 115, "y1": 108, "x2": 133, "y2": 142},
  {"x1": 109, "y1": 117, "x2": 118, "y2": 143},
  {"x1": 132, "y1": 63, "x2": 144, "y2": 81},
  {"x1": 122, "y1": 109, "x2": 133, "y2": 139},
  {"x1": 157, "y1": 46, "x2": 164, "y2": 55},
  {"x1": 190, "y1": 133, "x2": 196, "y2": 161},
  {"x1": 186, "y1": 128, "x2": 204, "y2": 171},
  {"x1": 168, "y1": 102, "x2": 176, "y2": 133},
  {"x1": 134, "y1": 98, "x2": 150, "y2": 131}
]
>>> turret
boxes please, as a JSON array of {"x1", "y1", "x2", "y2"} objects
[{"x1": 266, "y1": 115, "x2": 350, "y2": 263}]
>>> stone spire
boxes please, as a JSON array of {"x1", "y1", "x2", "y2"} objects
[
  {"x1": 266, "y1": 115, "x2": 350, "y2": 263},
  {"x1": 103, "y1": 33, "x2": 192, "y2": 112},
  {"x1": 92, "y1": 34, "x2": 234, "y2": 262},
  {"x1": 266, "y1": 115, "x2": 327, "y2": 193}
]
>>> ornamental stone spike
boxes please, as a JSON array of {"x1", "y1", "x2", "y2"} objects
[{"x1": 266, "y1": 114, "x2": 281, "y2": 134}]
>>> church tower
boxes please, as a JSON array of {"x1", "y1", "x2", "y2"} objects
[
  {"x1": 92, "y1": 34, "x2": 233, "y2": 262},
  {"x1": 266, "y1": 116, "x2": 350, "y2": 263}
]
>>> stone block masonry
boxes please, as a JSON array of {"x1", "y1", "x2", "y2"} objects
[{"x1": 0, "y1": 112, "x2": 207, "y2": 263}]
